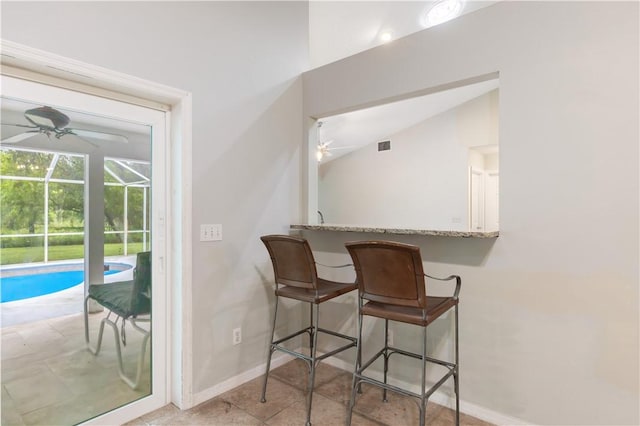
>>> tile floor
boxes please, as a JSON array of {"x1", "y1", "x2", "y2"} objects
[
  {"x1": 2, "y1": 311, "x2": 150, "y2": 425},
  {"x1": 127, "y1": 359, "x2": 494, "y2": 426},
  {"x1": 3, "y1": 310, "x2": 492, "y2": 426}
]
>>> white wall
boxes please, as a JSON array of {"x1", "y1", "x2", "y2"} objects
[
  {"x1": 318, "y1": 90, "x2": 498, "y2": 231},
  {"x1": 1, "y1": 0, "x2": 308, "y2": 401},
  {"x1": 304, "y1": 2, "x2": 639, "y2": 425},
  {"x1": 318, "y1": 90, "x2": 498, "y2": 230}
]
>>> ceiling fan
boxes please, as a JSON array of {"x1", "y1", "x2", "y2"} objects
[
  {"x1": 1, "y1": 106, "x2": 129, "y2": 145},
  {"x1": 316, "y1": 140, "x2": 354, "y2": 161},
  {"x1": 316, "y1": 121, "x2": 355, "y2": 162}
]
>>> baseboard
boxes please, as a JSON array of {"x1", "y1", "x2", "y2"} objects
[
  {"x1": 191, "y1": 352, "x2": 295, "y2": 408},
  {"x1": 321, "y1": 355, "x2": 532, "y2": 426}
]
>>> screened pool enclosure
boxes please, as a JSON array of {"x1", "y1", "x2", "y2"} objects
[{"x1": 0, "y1": 146, "x2": 151, "y2": 265}]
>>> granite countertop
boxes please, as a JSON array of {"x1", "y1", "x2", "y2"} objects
[{"x1": 291, "y1": 224, "x2": 499, "y2": 238}]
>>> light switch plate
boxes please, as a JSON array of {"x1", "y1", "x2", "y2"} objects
[{"x1": 200, "y1": 224, "x2": 222, "y2": 241}]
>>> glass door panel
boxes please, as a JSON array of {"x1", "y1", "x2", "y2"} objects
[{"x1": 1, "y1": 75, "x2": 167, "y2": 425}]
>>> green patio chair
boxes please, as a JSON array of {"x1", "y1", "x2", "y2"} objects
[{"x1": 84, "y1": 251, "x2": 151, "y2": 389}]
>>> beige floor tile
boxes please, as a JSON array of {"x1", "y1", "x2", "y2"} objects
[
  {"x1": 314, "y1": 369, "x2": 355, "y2": 404},
  {"x1": 1, "y1": 387, "x2": 25, "y2": 426},
  {"x1": 270, "y1": 358, "x2": 345, "y2": 391},
  {"x1": 124, "y1": 403, "x2": 181, "y2": 425},
  {"x1": 20, "y1": 398, "x2": 100, "y2": 426},
  {"x1": 1, "y1": 361, "x2": 50, "y2": 383},
  {"x1": 353, "y1": 387, "x2": 422, "y2": 425},
  {"x1": 266, "y1": 392, "x2": 351, "y2": 426},
  {"x1": 47, "y1": 312, "x2": 90, "y2": 336},
  {"x1": 1, "y1": 332, "x2": 35, "y2": 360},
  {"x1": 174, "y1": 398, "x2": 263, "y2": 425},
  {"x1": 4, "y1": 368, "x2": 74, "y2": 414},
  {"x1": 221, "y1": 376, "x2": 305, "y2": 421},
  {"x1": 16, "y1": 322, "x2": 66, "y2": 347},
  {"x1": 269, "y1": 358, "x2": 309, "y2": 389}
]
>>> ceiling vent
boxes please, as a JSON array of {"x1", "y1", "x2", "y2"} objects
[{"x1": 378, "y1": 141, "x2": 391, "y2": 151}]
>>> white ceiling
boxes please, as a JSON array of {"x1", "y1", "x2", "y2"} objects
[
  {"x1": 318, "y1": 78, "x2": 499, "y2": 162},
  {"x1": 309, "y1": 1, "x2": 500, "y2": 68},
  {"x1": 310, "y1": 1, "x2": 501, "y2": 163}
]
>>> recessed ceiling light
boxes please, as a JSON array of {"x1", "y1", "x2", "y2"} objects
[
  {"x1": 423, "y1": 0, "x2": 465, "y2": 27},
  {"x1": 380, "y1": 32, "x2": 392, "y2": 43}
]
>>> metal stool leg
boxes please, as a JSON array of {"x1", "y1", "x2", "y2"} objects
[
  {"x1": 420, "y1": 325, "x2": 427, "y2": 426},
  {"x1": 454, "y1": 304, "x2": 460, "y2": 425},
  {"x1": 383, "y1": 319, "x2": 389, "y2": 402},
  {"x1": 261, "y1": 296, "x2": 279, "y2": 403},
  {"x1": 347, "y1": 298, "x2": 363, "y2": 426},
  {"x1": 305, "y1": 303, "x2": 320, "y2": 426},
  {"x1": 309, "y1": 302, "x2": 315, "y2": 357}
]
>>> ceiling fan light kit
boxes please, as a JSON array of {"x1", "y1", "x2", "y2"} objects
[{"x1": 315, "y1": 120, "x2": 359, "y2": 162}]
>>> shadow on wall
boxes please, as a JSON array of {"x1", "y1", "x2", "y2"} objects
[{"x1": 302, "y1": 231, "x2": 497, "y2": 267}]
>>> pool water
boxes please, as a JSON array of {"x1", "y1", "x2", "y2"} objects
[{"x1": 1, "y1": 270, "x2": 120, "y2": 303}]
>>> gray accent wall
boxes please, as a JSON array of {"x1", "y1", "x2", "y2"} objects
[{"x1": 302, "y1": 2, "x2": 639, "y2": 425}]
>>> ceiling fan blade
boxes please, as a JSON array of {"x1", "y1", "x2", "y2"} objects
[
  {"x1": 64, "y1": 133, "x2": 99, "y2": 149},
  {"x1": 1, "y1": 123, "x2": 39, "y2": 129},
  {"x1": 69, "y1": 128, "x2": 129, "y2": 144},
  {"x1": 327, "y1": 146, "x2": 356, "y2": 151},
  {"x1": 1, "y1": 132, "x2": 39, "y2": 144}
]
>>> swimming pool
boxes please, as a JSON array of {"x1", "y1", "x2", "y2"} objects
[{"x1": 0, "y1": 263, "x2": 132, "y2": 303}]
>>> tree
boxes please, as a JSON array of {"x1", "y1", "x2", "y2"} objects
[
  {"x1": 1, "y1": 148, "x2": 150, "y2": 245},
  {"x1": 48, "y1": 155, "x2": 84, "y2": 231},
  {"x1": 0, "y1": 150, "x2": 51, "y2": 233}
]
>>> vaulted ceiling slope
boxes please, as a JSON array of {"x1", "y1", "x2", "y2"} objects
[{"x1": 309, "y1": 1, "x2": 500, "y2": 68}]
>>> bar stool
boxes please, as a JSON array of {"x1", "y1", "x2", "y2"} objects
[
  {"x1": 345, "y1": 240, "x2": 461, "y2": 426},
  {"x1": 260, "y1": 234, "x2": 358, "y2": 426}
]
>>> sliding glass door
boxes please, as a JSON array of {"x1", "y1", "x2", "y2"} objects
[{"x1": 1, "y1": 75, "x2": 168, "y2": 424}]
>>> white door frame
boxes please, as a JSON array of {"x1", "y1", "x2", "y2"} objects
[{"x1": 0, "y1": 40, "x2": 194, "y2": 419}]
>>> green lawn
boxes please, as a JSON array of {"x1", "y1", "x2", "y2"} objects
[{"x1": 0, "y1": 243, "x2": 146, "y2": 265}]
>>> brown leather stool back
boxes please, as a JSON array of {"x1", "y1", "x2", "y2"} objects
[
  {"x1": 347, "y1": 241, "x2": 426, "y2": 309},
  {"x1": 261, "y1": 235, "x2": 318, "y2": 289}
]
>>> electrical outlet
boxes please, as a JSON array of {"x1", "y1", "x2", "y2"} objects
[{"x1": 232, "y1": 327, "x2": 242, "y2": 345}]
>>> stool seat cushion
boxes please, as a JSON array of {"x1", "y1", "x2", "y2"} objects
[
  {"x1": 362, "y1": 296, "x2": 457, "y2": 326},
  {"x1": 276, "y1": 278, "x2": 357, "y2": 303}
]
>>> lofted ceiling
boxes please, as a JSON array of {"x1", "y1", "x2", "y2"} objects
[
  {"x1": 317, "y1": 78, "x2": 499, "y2": 162},
  {"x1": 309, "y1": 1, "x2": 501, "y2": 163},
  {"x1": 1, "y1": 1, "x2": 501, "y2": 163},
  {"x1": 309, "y1": 1, "x2": 500, "y2": 68}
]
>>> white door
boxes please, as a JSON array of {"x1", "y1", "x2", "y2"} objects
[
  {"x1": 1, "y1": 75, "x2": 169, "y2": 424},
  {"x1": 469, "y1": 167, "x2": 484, "y2": 231}
]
